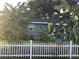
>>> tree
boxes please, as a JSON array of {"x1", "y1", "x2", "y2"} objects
[
  {"x1": 45, "y1": 0, "x2": 79, "y2": 43},
  {"x1": 27, "y1": 0, "x2": 61, "y2": 19},
  {"x1": 0, "y1": 2, "x2": 30, "y2": 40},
  {"x1": 61, "y1": 0, "x2": 79, "y2": 43}
]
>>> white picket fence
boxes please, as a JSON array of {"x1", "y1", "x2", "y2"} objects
[{"x1": 0, "y1": 40, "x2": 79, "y2": 59}]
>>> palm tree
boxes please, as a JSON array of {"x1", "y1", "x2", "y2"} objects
[
  {"x1": 61, "y1": 1, "x2": 79, "y2": 43},
  {"x1": 48, "y1": 0, "x2": 79, "y2": 43}
]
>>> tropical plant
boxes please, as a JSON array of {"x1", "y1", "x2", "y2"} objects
[{"x1": 61, "y1": 0, "x2": 79, "y2": 43}]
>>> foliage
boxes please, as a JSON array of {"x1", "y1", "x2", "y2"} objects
[
  {"x1": 39, "y1": 31, "x2": 54, "y2": 43},
  {"x1": 27, "y1": 0, "x2": 60, "y2": 19},
  {"x1": 0, "y1": 2, "x2": 30, "y2": 40},
  {"x1": 62, "y1": 0, "x2": 79, "y2": 43},
  {"x1": 73, "y1": 22, "x2": 79, "y2": 44},
  {"x1": 0, "y1": 0, "x2": 79, "y2": 43},
  {"x1": 40, "y1": 32, "x2": 50, "y2": 42}
]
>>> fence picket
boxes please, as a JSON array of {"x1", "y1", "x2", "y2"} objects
[{"x1": 0, "y1": 40, "x2": 79, "y2": 59}]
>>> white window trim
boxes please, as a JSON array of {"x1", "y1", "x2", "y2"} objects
[{"x1": 28, "y1": 24, "x2": 35, "y2": 31}]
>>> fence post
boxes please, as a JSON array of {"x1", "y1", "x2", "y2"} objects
[
  {"x1": 70, "y1": 41, "x2": 72, "y2": 59},
  {"x1": 30, "y1": 40, "x2": 32, "y2": 59}
]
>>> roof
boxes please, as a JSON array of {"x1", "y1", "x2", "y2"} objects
[
  {"x1": 30, "y1": 13, "x2": 70, "y2": 24},
  {"x1": 30, "y1": 18, "x2": 57, "y2": 24}
]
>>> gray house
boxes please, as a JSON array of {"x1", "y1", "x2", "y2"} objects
[
  {"x1": 27, "y1": 18, "x2": 56, "y2": 39},
  {"x1": 27, "y1": 13, "x2": 69, "y2": 40}
]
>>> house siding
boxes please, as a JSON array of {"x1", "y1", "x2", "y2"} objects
[{"x1": 28, "y1": 23, "x2": 48, "y2": 39}]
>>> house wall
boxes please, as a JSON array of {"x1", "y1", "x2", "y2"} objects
[{"x1": 27, "y1": 23, "x2": 48, "y2": 39}]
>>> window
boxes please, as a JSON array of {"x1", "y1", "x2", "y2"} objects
[{"x1": 28, "y1": 24, "x2": 35, "y2": 31}]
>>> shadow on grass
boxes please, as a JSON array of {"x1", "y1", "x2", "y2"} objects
[
  {"x1": 0, "y1": 57, "x2": 70, "y2": 59},
  {"x1": 0, "y1": 57, "x2": 79, "y2": 59},
  {"x1": 0, "y1": 57, "x2": 29, "y2": 59}
]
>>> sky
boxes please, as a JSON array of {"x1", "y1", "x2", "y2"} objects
[{"x1": 0, "y1": 0, "x2": 28, "y2": 11}]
